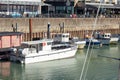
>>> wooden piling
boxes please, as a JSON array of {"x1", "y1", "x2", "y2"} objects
[{"x1": 29, "y1": 18, "x2": 32, "y2": 41}]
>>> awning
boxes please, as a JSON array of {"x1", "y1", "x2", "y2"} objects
[
  {"x1": 0, "y1": 1, "x2": 40, "y2": 5},
  {"x1": 86, "y1": 3, "x2": 120, "y2": 9},
  {"x1": 0, "y1": 0, "x2": 51, "y2": 6}
]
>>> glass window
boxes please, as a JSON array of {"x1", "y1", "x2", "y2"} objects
[
  {"x1": 47, "y1": 42, "x2": 51, "y2": 45},
  {"x1": 39, "y1": 43, "x2": 42, "y2": 51},
  {"x1": 56, "y1": 6, "x2": 66, "y2": 14},
  {"x1": 63, "y1": 35, "x2": 65, "y2": 37},
  {"x1": 21, "y1": 44, "x2": 28, "y2": 49}
]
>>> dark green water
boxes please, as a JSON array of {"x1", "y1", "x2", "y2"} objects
[{"x1": 0, "y1": 44, "x2": 120, "y2": 80}]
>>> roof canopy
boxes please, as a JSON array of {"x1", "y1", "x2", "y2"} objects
[
  {"x1": 22, "y1": 39, "x2": 53, "y2": 45},
  {"x1": 0, "y1": 0, "x2": 51, "y2": 6},
  {"x1": 86, "y1": 3, "x2": 120, "y2": 9},
  {"x1": 0, "y1": 32, "x2": 23, "y2": 36},
  {"x1": 0, "y1": 0, "x2": 41, "y2": 2}
]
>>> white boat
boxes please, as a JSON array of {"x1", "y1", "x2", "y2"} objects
[
  {"x1": 54, "y1": 33, "x2": 70, "y2": 43},
  {"x1": 54, "y1": 33, "x2": 86, "y2": 49},
  {"x1": 110, "y1": 37, "x2": 119, "y2": 44},
  {"x1": 70, "y1": 37, "x2": 86, "y2": 49},
  {"x1": 74, "y1": 41, "x2": 86, "y2": 49},
  {"x1": 10, "y1": 39, "x2": 78, "y2": 64}
]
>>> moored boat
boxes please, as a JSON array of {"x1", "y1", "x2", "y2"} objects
[
  {"x1": 110, "y1": 37, "x2": 119, "y2": 44},
  {"x1": 94, "y1": 32, "x2": 110, "y2": 45},
  {"x1": 70, "y1": 37, "x2": 86, "y2": 49},
  {"x1": 94, "y1": 32, "x2": 119, "y2": 45},
  {"x1": 10, "y1": 39, "x2": 78, "y2": 64},
  {"x1": 54, "y1": 33, "x2": 86, "y2": 49},
  {"x1": 74, "y1": 41, "x2": 86, "y2": 49},
  {"x1": 85, "y1": 38, "x2": 101, "y2": 46}
]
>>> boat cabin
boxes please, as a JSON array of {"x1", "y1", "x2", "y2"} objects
[
  {"x1": 94, "y1": 32, "x2": 111, "y2": 39},
  {"x1": 54, "y1": 33, "x2": 70, "y2": 43},
  {"x1": 21, "y1": 39, "x2": 53, "y2": 53},
  {"x1": 101, "y1": 33, "x2": 111, "y2": 39}
]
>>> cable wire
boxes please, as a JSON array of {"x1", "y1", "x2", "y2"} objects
[{"x1": 79, "y1": 1, "x2": 102, "y2": 80}]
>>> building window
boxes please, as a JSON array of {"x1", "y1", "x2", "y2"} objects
[{"x1": 56, "y1": 6, "x2": 66, "y2": 14}]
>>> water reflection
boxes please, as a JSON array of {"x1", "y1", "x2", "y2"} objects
[
  {"x1": 0, "y1": 44, "x2": 119, "y2": 80},
  {"x1": 0, "y1": 62, "x2": 10, "y2": 79},
  {"x1": 10, "y1": 57, "x2": 79, "y2": 80}
]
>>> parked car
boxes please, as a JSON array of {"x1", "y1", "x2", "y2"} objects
[{"x1": 10, "y1": 12, "x2": 22, "y2": 18}]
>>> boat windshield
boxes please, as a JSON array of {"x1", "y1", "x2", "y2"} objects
[
  {"x1": 21, "y1": 43, "x2": 37, "y2": 48},
  {"x1": 21, "y1": 44, "x2": 29, "y2": 49}
]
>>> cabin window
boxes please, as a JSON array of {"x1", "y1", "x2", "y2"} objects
[
  {"x1": 66, "y1": 35, "x2": 69, "y2": 37},
  {"x1": 21, "y1": 44, "x2": 28, "y2": 49},
  {"x1": 47, "y1": 42, "x2": 51, "y2": 45},
  {"x1": 55, "y1": 35, "x2": 57, "y2": 37},
  {"x1": 36, "y1": 44, "x2": 39, "y2": 53},
  {"x1": 29, "y1": 45, "x2": 36, "y2": 48},
  {"x1": 108, "y1": 35, "x2": 110, "y2": 37},
  {"x1": 59, "y1": 35, "x2": 62, "y2": 37},
  {"x1": 29, "y1": 45, "x2": 37, "y2": 53},
  {"x1": 62, "y1": 35, "x2": 65, "y2": 37},
  {"x1": 63, "y1": 35, "x2": 69, "y2": 38},
  {"x1": 38, "y1": 43, "x2": 42, "y2": 51}
]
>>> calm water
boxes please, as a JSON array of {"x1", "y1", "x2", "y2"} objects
[{"x1": 0, "y1": 44, "x2": 120, "y2": 80}]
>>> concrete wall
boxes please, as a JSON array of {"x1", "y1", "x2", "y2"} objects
[{"x1": 0, "y1": 18, "x2": 120, "y2": 33}]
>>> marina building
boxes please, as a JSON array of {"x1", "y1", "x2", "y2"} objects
[
  {"x1": 44, "y1": 0, "x2": 74, "y2": 15},
  {"x1": 0, "y1": 0, "x2": 120, "y2": 18},
  {"x1": 44, "y1": 0, "x2": 120, "y2": 17},
  {"x1": 0, "y1": 0, "x2": 50, "y2": 17}
]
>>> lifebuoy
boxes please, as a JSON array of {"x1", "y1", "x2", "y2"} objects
[{"x1": 42, "y1": 42, "x2": 46, "y2": 46}]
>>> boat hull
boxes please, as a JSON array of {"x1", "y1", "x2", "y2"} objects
[
  {"x1": 98, "y1": 39, "x2": 110, "y2": 45},
  {"x1": 110, "y1": 37, "x2": 119, "y2": 44},
  {"x1": 10, "y1": 47, "x2": 77, "y2": 64},
  {"x1": 85, "y1": 39, "x2": 101, "y2": 46},
  {"x1": 74, "y1": 41, "x2": 86, "y2": 49}
]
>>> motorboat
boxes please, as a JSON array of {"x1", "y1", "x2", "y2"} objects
[
  {"x1": 94, "y1": 32, "x2": 119, "y2": 45},
  {"x1": 70, "y1": 37, "x2": 86, "y2": 49},
  {"x1": 10, "y1": 39, "x2": 78, "y2": 64},
  {"x1": 85, "y1": 38, "x2": 101, "y2": 46},
  {"x1": 94, "y1": 32, "x2": 110, "y2": 45}
]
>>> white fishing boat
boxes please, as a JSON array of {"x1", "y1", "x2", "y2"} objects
[
  {"x1": 110, "y1": 34, "x2": 119, "y2": 44},
  {"x1": 10, "y1": 39, "x2": 78, "y2": 64},
  {"x1": 54, "y1": 33, "x2": 86, "y2": 49},
  {"x1": 110, "y1": 37, "x2": 119, "y2": 44},
  {"x1": 70, "y1": 37, "x2": 86, "y2": 49},
  {"x1": 74, "y1": 41, "x2": 86, "y2": 49}
]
